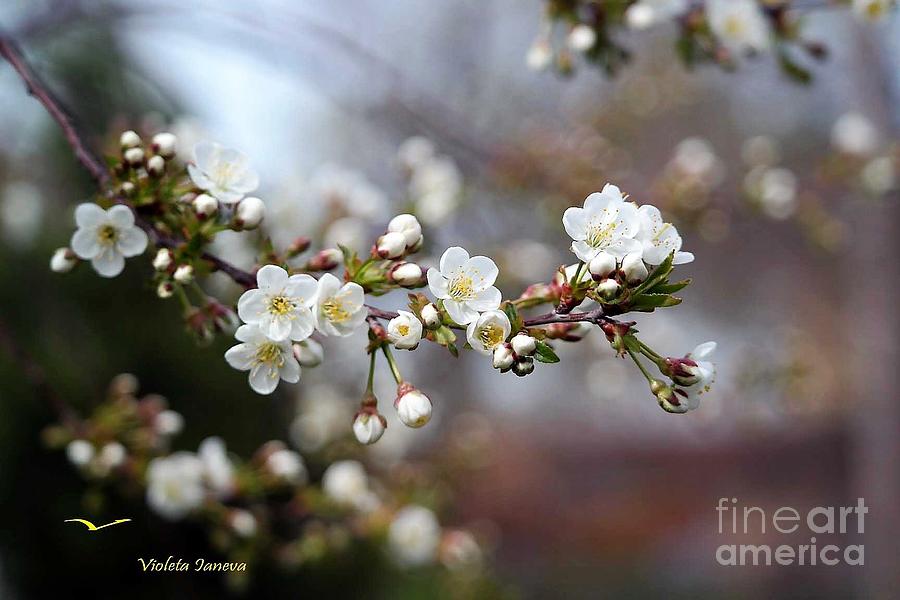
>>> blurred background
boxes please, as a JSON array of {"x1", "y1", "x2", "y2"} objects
[{"x1": 0, "y1": 0, "x2": 898, "y2": 598}]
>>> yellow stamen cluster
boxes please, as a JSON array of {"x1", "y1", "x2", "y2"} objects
[
  {"x1": 448, "y1": 274, "x2": 475, "y2": 300},
  {"x1": 322, "y1": 298, "x2": 351, "y2": 323},
  {"x1": 268, "y1": 295, "x2": 295, "y2": 316},
  {"x1": 97, "y1": 224, "x2": 118, "y2": 245},
  {"x1": 479, "y1": 324, "x2": 505, "y2": 349}
]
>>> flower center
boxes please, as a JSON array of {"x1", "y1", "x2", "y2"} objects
[
  {"x1": 268, "y1": 295, "x2": 295, "y2": 316},
  {"x1": 322, "y1": 298, "x2": 351, "y2": 323},
  {"x1": 448, "y1": 274, "x2": 475, "y2": 300},
  {"x1": 478, "y1": 324, "x2": 505, "y2": 349},
  {"x1": 397, "y1": 324, "x2": 410, "y2": 336},
  {"x1": 867, "y1": 2, "x2": 885, "y2": 17},
  {"x1": 97, "y1": 224, "x2": 118, "y2": 245},
  {"x1": 586, "y1": 219, "x2": 616, "y2": 248},
  {"x1": 211, "y1": 163, "x2": 236, "y2": 186},
  {"x1": 724, "y1": 15, "x2": 745, "y2": 37},
  {"x1": 255, "y1": 342, "x2": 284, "y2": 366}
]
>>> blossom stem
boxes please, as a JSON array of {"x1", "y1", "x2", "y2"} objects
[
  {"x1": 174, "y1": 285, "x2": 193, "y2": 313},
  {"x1": 571, "y1": 261, "x2": 586, "y2": 289},
  {"x1": 637, "y1": 339, "x2": 663, "y2": 362},
  {"x1": 381, "y1": 345, "x2": 403, "y2": 384},
  {"x1": 626, "y1": 348, "x2": 655, "y2": 385},
  {"x1": 366, "y1": 350, "x2": 377, "y2": 393}
]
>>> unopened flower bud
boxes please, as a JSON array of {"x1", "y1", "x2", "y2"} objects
[
  {"x1": 353, "y1": 409, "x2": 387, "y2": 445},
  {"x1": 589, "y1": 252, "x2": 616, "y2": 279},
  {"x1": 567, "y1": 24, "x2": 597, "y2": 52},
  {"x1": 286, "y1": 236, "x2": 312, "y2": 258},
  {"x1": 192, "y1": 193, "x2": 218, "y2": 219},
  {"x1": 662, "y1": 357, "x2": 702, "y2": 386},
  {"x1": 387, "y1": 213, "x2": 423, "y2": 247},
  {"x1": 512, "y1": 356, "x2": 535, "y2": 377},
  {"x1": 123, "y1": 147, "x2": 144, "y2": 166},
  {"x1": 120, "y1": 130, "x2": 141, "y2": 149},
  {"x1": 173, "y1": 264, "x2": 194, "y2": 284},
  {"x1": 234, "y1": 197, "x2": 265, "y2": 229},
  {"x1": 147, "y1": 154, "x2": 166, "y2": 176},
  {"x1": 119, "y1": 181, "x2": 136, "y2": 196},
  {"x1": 377, "y1": 231, "x2": 407, "y2": 259},
  {"x1": 151, "y1": 132, "x2": 177, "y2": 158},
  {"x1": 621, "y1": 253, "x2": 648, "y2": 284},
  {"x1": 98, "y1": 442, "x2": 126, "y2": 469},
  {"x1": 596, "y1": 278, "x2": 620, "y2": 300},
  {"x1": 155, "y1": 409, "x2": 184, "y2": 436},
  {"x1": 157, "y1": 282, "x2": 174, "y2": 298},
  {"x1": 292, "y1": 339, "x2": 324, "y2": 367},
  {"x1": 229, "y1": 509, "x2": 257, "y2": 538},
  {"x1": 655, "y1": 384, "x2": 687, "y2": 414},
  {"x1": 308, "y1": 248, "x2": 342, "y2": 271},
  {"x1": 394, "y1": 383, "x2": 432, "y2": 428},
  {"x1": 390, "y1": 262, "x2": 424, "y2": 287},
  {"x1": 152, "y1": 248, "x2": 173, "y2": 271},
  {"x1": 421, "y1": 303, "x2": 441, "y2": 329},
  {"x1": 510, "y1": 334, "x2": 536, "y2": 357},
  {"x1": 66, "y1": 439, "x2": 94, "y2": 466},
  {"x1": 492, "y1": 345, "x2": 515, "y2": 371},
  {"x1": 50, "y1": 247, "x2": 77, "y2": 273}
]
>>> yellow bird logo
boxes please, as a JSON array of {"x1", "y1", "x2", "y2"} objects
[{"x1": 64, "y1": 518, "x2": 132, "y2": 531}]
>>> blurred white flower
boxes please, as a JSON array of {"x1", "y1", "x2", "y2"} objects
[
  {"x1": 388, "y1": 310, "x2": 423, "y2": 350},
  {"x1": 388, "y1": 505, "x2": 441, "y2": 567},
  {"x1": 314, "y1": 273, "x2": 367, "y2": 337},
  {"x1": 758, "y1": 167, "x2": 798, "y2": 220},
  {"x1": 567, "y1": 25, "x2": 597, "y2": 52},
  {"x1": 1, "y1": 181, "x2": 45, "y2": 248},
  {"x1": 741, "y1": 135, "x2": 781, "y2": 167},
  {"x1": 861, "y1": 156, "x2": 896, "y2": 195},
  {"x1": 146, "y1": 452, "x2": 205, "y2": 520},
  {"x1": 70, "y1": 204, "x2": 148, "y2": 278},
  {"x1": 397, "y1": 137, "x2": 436, "y2": 171},
  {"x1": 526, "y1": 39, "x2": 553, "y2": 71},
  {"x1": 409, "y1": 156, "x2": 462, "y2": 226},
  {"x1": 97, "y1": 442, "x2": 126, "y2": 471},
  {"x1": 307, "y1": 163, "x2": 387, "y2": 221},
  {"x1": 230, "y1": 509, "x2": 257, "y2": 538},
  {"x1": 635, "y1": 205, "x2": 694, "y2": 265},
  {"x1": 427, "y1": 246, "x2": 501, "y2": 325},
  {"x1": 625, "y1": 0, "x2": 687, "y2": 29},
  {"x1": 706, "y1": 0, "x2": 771, "y2": 54},
  {"x1": 852, "y1": 0, "x2": 895, "y2": 21},
  {"x1": 225, "y1": 324, "x2": 301, "y2": 395},
  {"x1": 265, "y1": 448, "x2": 307, "y2": 484},
  {"x1": 563, "y1": 184, "x2": 642, "y2": 262},
  {"x1": 831, "y1": 112, "x2": 879, "y2": 155},
  {"x1": 440, "y1": 530, "x2": 483, "y2": 571},
  {"x1": 237, "y1": 265, "x2": 317, "y2": 342},
  {"x1": 154, "y1": 409, "x2": 184, "y2": 437},
  {"x1": 198, "y1": 437, "x2": 235, "y2": 498},
  {"x1": 672, "y1": 137, "x2": 723, "y2": 182},
  {"x1": 66, "y1": 439, "x2": 94, "y2": 467},
  {"x1": 188, "y1": 142, "x2": 258, "y2": 203},
  {"x1": 322, "y1": 460, "x2": 374, "y2": 509},
  {"x1": 466, "y1": 310, "x2": 511, "y2": 355}
]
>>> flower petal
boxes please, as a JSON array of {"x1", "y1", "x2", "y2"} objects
[
  {"x1": 91, "y1": 250, "x2": 125, "y2": 278},
  {"x1": 225, "y1": 343, "x2": 255, "y2": 370},
  {"x1": 467, "y1": 286, "x2": 502, "y2": 312},
  {"x1": 74, "y1": 203, "x2": 106, "y2": 228},
  {"x1": 187, "y1": 164, "x2": 213, "y2": 190},
  {"x1": 290, "y1": 308, "x2": 316, "y2": 341},
  {"x1": 248, "y1": 364, "x2": 279, "y2": 395},
  {"x1": 285, "y1": 274, "x2": 318, "y2": 306},
  {"x1": 464, "y1": 256, "x2": 499, "y2": 289},
  {"x1": 237, "y1": 289, "x2": 268, "y2": 324},
  {"x1": 426, "y1": 267, "x2": 448, "y2": 298},
  {"x1": 673, "y1": 251, "x2": 695, "y2": 265},
  {"x1": 691, "y1": 341, "x2": 717, "y2": 360},
  {"x1": 71, "y1": 228, "x2": 100, "y2": 259},
  {"x1": 280, "y1": 355, "x2": 301, "y2": 383},
  {"x1": 264, "y1": 316, "x2": 293, "y2": 342},
  {"x1": 562, "y1": 207, "x2": 587, "y2": 241},
  {"x1": 116, "y1": 227, "x2": 148, "y2": 257},
  {"x1": 193, "y1": 141, "x2": 218, "y2": 170},
  {"x1": 256, "y1": 264, "x2": 288, "y2": 291},
  {"x1": 444, "y1": 299, "x2": 478, "y2": 325},
  {"x1": 107, "y1": 204, "x2": 135, "y2": 228},
  {"x1": 439, "y1": 246, "x2": 469, "y2": 275}
]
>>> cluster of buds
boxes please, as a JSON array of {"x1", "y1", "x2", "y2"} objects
[
  {"x1": 118, "y1": 130, "x2": 176, "y2": 184},
  {"x1": 492, "y1": 333, "x2": 537, "y2": 377}
]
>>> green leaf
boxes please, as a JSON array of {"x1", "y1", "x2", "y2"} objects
[
  {"x1": 630, "y1": 293, "x2": 682, "y2": 312},
  {"x1": 778, "y1": 50, "x2": 812, "y2": 85},
  {"x1": 649, "y1": 278, "x2": 691, "y2": 295},
  {"x1": 632, "y1": 252, "x2": 675, "y2": 296},
  {"x1": 503, "y1": 301, "x2": 524, "y2": 332},
  {"x1": 534, "y1": 340, "x2": 560, "y2": 364}
]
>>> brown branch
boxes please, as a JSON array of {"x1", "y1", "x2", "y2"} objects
[{"x1": 0, "y1": 34, "x2": 109, "y2": 186}]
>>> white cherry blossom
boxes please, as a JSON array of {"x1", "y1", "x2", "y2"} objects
[
  {"x1": 146, "y1": 452, "x2": 205, "y2": 520},
  {"x1": 237, "y1": 265, "x2": 317, "y2": 342},
  {"x1": 427, "y1": 246, "x2": 501, "y2": 325},
  {"x1": 314, "y1": 273, "x2": 367, "y2": 337},
  {"x1": 388, "y1": 310, "x2": 423, "y2": 350},
  {"x1": 225, "y1": 324, "x2": 301, "y2": 395},
  {"x1": 635, "y1": 205, "x2": 694, "y2": 266},
  {"x1": 188, "y1": 141, "x2": 259, "y2": 203},
  {"x1": 198, "y1": 437, "x2": 235, "y2": 499},
  {"x1": 466, "y1": 310, "x2": 511, "y2": 355},
  {"x1": 673, "y1": 341, "x2": 717, "y2": 411},
  {"x1": 562, "y1": 184, "x2": 642, "y2": 263},
  {"x1": 70, "y1": 203, "x2": 148, "y2": 277},
  {"x1": 706, "y1": 0, "x2": 770, "y2": 54},
  {"x1": 388, "y1": 505, "x2": 441, "y2": 567}
]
